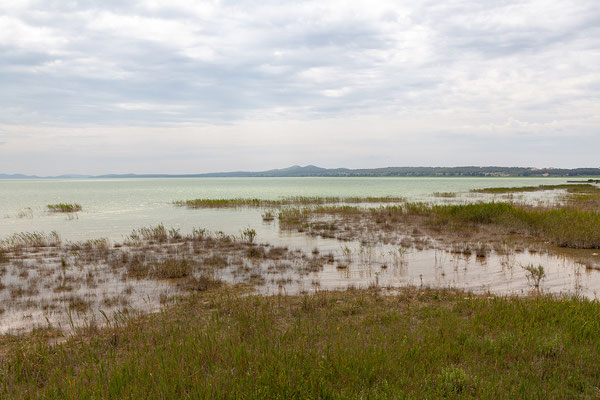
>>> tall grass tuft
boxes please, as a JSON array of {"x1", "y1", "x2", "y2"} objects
[
  {"x1": 47, "y1": 203, "x2": 82, "y2": 213},
  {"x1": 1, "y1": 231, "x2": 61, "y2": 249}
]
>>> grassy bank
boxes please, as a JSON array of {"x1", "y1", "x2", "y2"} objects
[{"x1": 1, "y1": 287, "x2": 599, "y2": 398}]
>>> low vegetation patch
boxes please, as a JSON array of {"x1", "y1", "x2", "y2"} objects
[
  {"x1": 278, "y1": 201, "x2": 600, "y2": 249},
  {"x1": 0, "y1": 231, "x2": 61, "y2": 249},
  {"x1": 174, "y1": 196, "x2": 406, "y2": 208},
  {"x1": 471, "y1": 184, "x2": 599, "y2": 194},
  {"x1": 425, "y1": 202, "x2": 600, "y2": 248},
  {"x1": 47, "y1": 203, "x2": 82, "y2": 213},
  {"x1": 1, "y1": 288, "x2": 599, "y2": 398},
  {"x1": 433, "y1": 191, "x2": 457, "y2": 198}
]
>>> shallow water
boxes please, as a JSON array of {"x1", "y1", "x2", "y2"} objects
[
  {"x1": 0, "y1": 176, "x2": 572, "y2": 241},
  {"x1": 2, "y1": 231, "x2": 599, "y2": 334}
]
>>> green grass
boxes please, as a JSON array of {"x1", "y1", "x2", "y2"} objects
[
  {"x1": 174, "y1": 196, "x2": 406, "y2": 208},
  {"x1": 1, "y1": 287, "x2": 599, "y2": 398},
  {"x1": 47, "y1": 203, "x2": 82, "y2": 213},
  {"x1": 423, "y1": 202, "x2": 600, "y2": 248}
]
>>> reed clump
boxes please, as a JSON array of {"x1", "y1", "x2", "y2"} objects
[
  {"x1": 126, "y1": 224, "x2": 173, "y2": 244},
  {"x1": 151, "y1": 258, "x2": 193, "y2": 279},
  {"x1": 1, "y1": 231, "x2": 61, "y2": 249},
  {"x1": 433, "y1": 191, "x2": 457, "y2": 198},
  {"x1": 47, "y1": 203, "x2": 82, "y2": 213}
]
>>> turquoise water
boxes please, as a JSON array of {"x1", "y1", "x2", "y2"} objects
[{"x1": 0, "y1": 177, "x2": 571, "y2": 241}]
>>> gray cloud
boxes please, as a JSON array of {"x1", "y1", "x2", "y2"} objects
[{"x1": 0, "y1": 0, "x2": 598, "y2": 173}]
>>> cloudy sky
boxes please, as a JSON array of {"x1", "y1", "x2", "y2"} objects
[{"x1": 1, "y1": 0, "x2": 598, "y2": 174}]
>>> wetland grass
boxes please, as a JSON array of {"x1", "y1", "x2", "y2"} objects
[
  {"x1": 472, "y1": 184, "x2": 600, "y2": 209},
  {"x1": 174, "y1": 196, "x2": 406, "y2": 209},
  {"x1": 471, "y1": 183, "x2": 599, "y2": 194},
  {"x1": 1, "y1": 287, "x2": 600, "y2": 398},
  {"x1": 277, "y1": 201, "x2": 600, "y2": 249},
  {"x1": 47, "y1": 203, "x2": 82, "y2": 213},
  {"x1": 433, "y1": 191, "x2": 457, "y2": 198},
  {"x1": 261, "y1": 210, "x2": 275, "y2": 221},
  {"x1": 425, "y1": 202, "x2": 600, "y2": 248},
  {"x1": 1, "y1": 231, "x2": 61, "y2": 249}
]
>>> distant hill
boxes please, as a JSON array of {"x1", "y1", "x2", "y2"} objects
[
  {"x1": 96, "y1": 165, "x2": 600, "y2": 178},
  {"x1": 2, "y1": 166, "x2": 600, "y2": 179},
  {"x1": 0, "y1": 173, "x2": 43, "y2": 179}
]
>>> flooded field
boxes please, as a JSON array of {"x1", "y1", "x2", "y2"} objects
[{"x1": 1, "y1": 177, "x2": 599, "y2": 334}]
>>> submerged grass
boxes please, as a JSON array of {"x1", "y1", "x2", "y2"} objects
[
  {"x1": 47, "y1": 203, "x2": 82, "y2": 213},
  {"x1": 1, "y1": 287, "x2": 599, "y2": 398},
  {"x1": 174, "y1": 196, "x2": 406, "y2": 208}
]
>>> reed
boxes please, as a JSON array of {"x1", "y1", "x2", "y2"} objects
[
  {"x1": 1, "y1": 231, "x2": 61, "y2": 249},
  {"x1": 174, "y1": 196, "x2": 407, "y2": 208},
  {"x1": 425, "y1": 203, "x2": 600, "y2": 248},
  {"x1": 433, "y1": 191, "x2": 457, "y2": 198},
  {"x1": 47, "y1": 203, "x2": 82, "y2": 213}
]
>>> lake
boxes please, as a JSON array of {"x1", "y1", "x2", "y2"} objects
[{"x1": 0, "y1": 176, "x2": 571, "y2": 241}]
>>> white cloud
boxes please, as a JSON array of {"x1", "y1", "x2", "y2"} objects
[
  {"x1": 0, "y1": 0, "x2": 598, "y2": 172},
  {"x1": 0, "y1": 15, "x2": 68, "y2": 52}
]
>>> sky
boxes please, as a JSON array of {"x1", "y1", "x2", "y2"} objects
[{"x1": 0, "y1": 0, "x2": 599, "y2": 175}]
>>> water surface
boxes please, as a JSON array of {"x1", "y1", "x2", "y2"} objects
[{"x1": 0, "y1": 177, "x2": 572, "y2": 241}]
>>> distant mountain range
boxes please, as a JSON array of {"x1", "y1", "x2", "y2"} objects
[{"x1": 2, "y1": 165, "x2": 600, "y2": 179}]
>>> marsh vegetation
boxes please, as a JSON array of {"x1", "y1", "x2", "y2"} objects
[
  {"x1": 47, "y1": 203, "x2": 82, "y2": 213},
  {"x1": 275, "y1": 185, "x2": 600, "y2": 249},
  {"x1": 174, "y1": 196, "x2": 407, "y2": 208}
]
